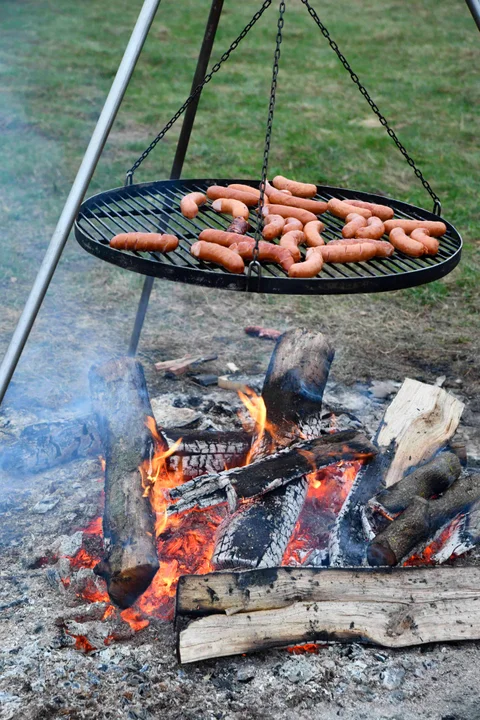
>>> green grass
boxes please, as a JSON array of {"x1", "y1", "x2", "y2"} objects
[{"x1": 0, "y1": 0, "x2": 479, "y2": 399}]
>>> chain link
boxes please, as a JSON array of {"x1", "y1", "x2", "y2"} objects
[
  {"x1": 300, "y1": 0, "x2": 441, "y2": 215},
  {"x1": 125, "y1": 0, "x2": 273, "y2": 184}
]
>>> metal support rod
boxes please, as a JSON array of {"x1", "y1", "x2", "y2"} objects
[
  {"x1": 466, "y1": 0, "x2": 480, "y2": 31},
  {"x1": 0, "y1": 0, "x2": 162, "y2": 406},
  {"x1": 128, "y1": 0, "x2": 224, "y2": 357}
]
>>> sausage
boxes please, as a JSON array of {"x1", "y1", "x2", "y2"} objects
[
  {"x1": 279, "y1": 230, "x2": 305, "y2": 262},
  {"x1": 388, "y1": 227, "x2": 426, "y2": 257},
  {"x1": 265, "y1": 180, "x2": 292, "y2": 197},
  {"x1": 272, "y1": 174, "x2": 317, "y2": 198},
  {"x1": 347, "y1": 199, "x2": 394, "y2": 221},
  {"x1": 383, "y1": 219, "x2": 447, "y2": 237},
  {"x1": 318, "y1": 242, "x2": 378, "y2": 263},
  {"x1": 282, "y1": 217, "x2": 304, "y2": 234},
  {"x1": 410, "y1": 228, "x2": 439, "y2": 255},
  {"x1": 230, "y1": 239, "x2": 295, "y2": 271},
  {"x1": 227, "y1": 217, "x2": 250, "y2": 235},
  {"x1": 180, "y1": 192, "x2": 207, "y2": 219},
  {"x1": 342, "y1": 213, "x2": 368, "y2": 238},
  {"x1": 206, "y1": 185, "x2": 259, "y2": 207},
  {"x1": 212, "y1": 198, "x2": 250, "y2": 220},
  {"x1": 190, "y1": 240, "x2": 245, "y2": 273},
  {"x1": 289, "y1": 251, "x2": 324, "y2": 278},
  {"x1": 198, "y1": 229, "x2": 243, "y2": 247},
  {"x1": 262, "y1": 214, "x2": 285, "y2": 240},
  {"x1": 355, "y1": 216, "x2": 385, "y2": 240},
  {"x1": 303, "y1": 220, "x2": 325, "y2": 247},
  {"x1": 228, "y1": 184, "x2": 261, "y2": 199},
  {"x1": 266, "y1": 189, "x2": 327, "y2": 215},
  {"x1": 262, "y1": 204, "x2": 317, "y2": 225},
  {"x1": 327, "y1": 198, "x2": 372, "y2": 219},
  {"x1": 109, "y1": 232, "x2": 179, "y2": 253},
  {"x1": 328, "y1": 238, "x2": 395, "y2": 258}
]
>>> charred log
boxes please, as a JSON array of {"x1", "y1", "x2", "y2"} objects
[
  {"x1": 89, "y1": 357, "x2": 163, "y2": 608},
  {"x1": 367, "y1": 472, "x2": 480, "y2": 566},
  {"x1": 165, "y1": 430, "x2": 251, "y2": 480}
]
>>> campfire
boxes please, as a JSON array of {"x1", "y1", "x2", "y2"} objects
[{"x1": 29, "y1": 327, "x2": 478, "y2": 663}]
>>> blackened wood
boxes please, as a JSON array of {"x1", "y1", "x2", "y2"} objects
[
  {"x1": 176, "y1": 565, "x2": 480, "y2": 616},
  {"x1": 168, "y1": 430, "x2": 376, "y2": 515},
  {"x1": 367, "y1": 472, "x2": 480, "y2": 566},
  {"x1": 165, "y1": 430, "x2": 251, "y2": 480},
  {"x1": 369, "y1": 452, "x2": 462, "y2": 515},
  {"x1": 89, "y1": 357, "x2": 163, "y2": 609}
]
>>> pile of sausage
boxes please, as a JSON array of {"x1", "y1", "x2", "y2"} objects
[{"x1": 107, "y1": 174, "x2": 447, "y2": 279}]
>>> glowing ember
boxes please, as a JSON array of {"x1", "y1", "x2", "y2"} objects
[
  {"x1": 120, "y1": 608, "x2": 150, "y2": 632},
  {"x1": 78, "y1": 577, "x2": 110, "y2": 604},
  {"x1": 403, "y1": 514, "x2": 465, "y2": 566},
  {"x1": 287, "y1": 643, "x2": 323, "y2": 655},
  {"x1": 68, "y1": 547, "x2": 102, "y2": 569},
  {"x1": 83, "y1": 516, "x2": 103, "y2": 535}
]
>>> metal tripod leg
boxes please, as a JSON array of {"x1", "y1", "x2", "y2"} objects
[
  {"x1": 0, "y1": 0, "x2": 162, "y2": 406},
  {"x1": 466, "y1": 0, "x2": 480, "y2": 31},
  {"x1": 127, "y1": 0, "x2": 224, "y2": 357}
]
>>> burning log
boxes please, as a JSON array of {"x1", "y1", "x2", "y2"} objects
[
  {"x1": 367, "y1": 472, "x2": 480, "y2": 566},
  {"x1": 212, "y1": 329, "x2": 335, "y2": 569},
  {"x1": 166, "y1": 429, "x2": 251, "y2": 481},
  {"x1": 89, "y1": 357, "x2": 163, "y2": 609},
  {"x1": 168, "y1": 430, "x2": 376, "y2": 515},
  {"x1": 368, "y1": 452, "x2": 462, "y2": 515},
  {"x1": 330, "y1": 379, "x2": 464, "y2": 566},
  {"x1": 175, "y1": 566, "x2": 480, "y2": 662}
]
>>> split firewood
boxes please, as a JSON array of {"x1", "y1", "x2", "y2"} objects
[
  {"x1": 154, "y1": 353, "x2": 217, "y2": 376},
  {"x1": 368, "y1": 452, "x2": 462, "y2": 515},
  {"x1": 367, "y1": 472, "x2": 480, "y2": 566},
  {"x1": 89, "y1": 357, "x2": 165, "y2": 609},
  {"x1": 167, "y1": 429, "x2": 376, "y2": 515},
  {"x1": 165, "y1": 429, "x2": 251, "y2": 481},
  {"x1": 330, "y1": 378, "x2": 464, "y2": 567},
  {"x1": 176, "y1": 566, "x2": 480, "y2": 662}
]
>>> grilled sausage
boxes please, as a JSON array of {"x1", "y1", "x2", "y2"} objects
[
  {"x1": 279, "y1": 230, "x2": 305, "y2": 262},
  {"x1": 228, "y1": 184, "x2": 261, "y2": 199},
  {"x1": 110, "y1": 233, "x2": 179, "y2": 252},
  {"x1": 282, "y1": 217, "x2": 304, "y2": 234},
  {"x1": 266, "y1": 189, "x2": 327, "y2": 215},
  {"x1": 230, "y1": 239, "x2": 295, "y2": 271},
  {"x1": 289, "y1": 250, "x2": 324, "y2": 278},
  {"x1": 272, "y1": 174, "x2": 317, "y2": 198},
  {"x1": 227, "y1": 217, "x2": 250, "y2": 235},
  {"x1": 303, "y1": 220, "x2": 325, "y2": 247},
  {"x1": 327, "y1": 198, "x2": 372, "y2": 220},
  {"x1": 190, "y1": 241, "x2": 245, "y2": 273},
  {"x1": 262, "y1": 214, "x2": 285, "y2": 240},
  {"x1": 198, "y1": 229, "x2": 243, "y2": 247},
  {"x1": 206, "y1": 185, "x2": 259, "y2": 207},
  {"x1": 212, "y1": 198, "x2": 250, "y2": 220},
  {"x1": 355, "y1": 216, "x2": 386, "y2": 240},
  {"x1": 388, "y1": 227, "x2": 426, "y2": 257},
  {"x1": 329, "y1": 238, "x2": 395, "y2": 258},
  {"x1": 410, "y1": 228, "x2": 439, "y2": 255},
  {"x1": 384, "y1": 219, "x2": 447, "y2": 237},
  {"x1": 347, "y1": 199, "x2": 394, "y2": 221},
  {"x1": 261, "y1": 204, "x2": 317, "y2": 224},
  {"x1": 180, "y1": 192, "x2": 207, "y2": 219},
  {"x1": 318, "y1": 242, "x2": 378, "y2": 263},
  {"x1": 265, "y1": 180, "x2": 292, "y2": 197},
  {"x1": 342, "y1": 213, "x2": 368, "y2": 238}
]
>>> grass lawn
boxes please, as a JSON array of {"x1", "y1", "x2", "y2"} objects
[{"x1": 0, "y1": 0, "x2": 479, "y2": 406}]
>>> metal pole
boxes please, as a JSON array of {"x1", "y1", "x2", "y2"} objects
[
  {"x1": 466, "y1": 0, "x2": 480, "y2": 31},
  {"x1": 128, "y1": 0, "x2": 224, "y2": 357},
  {"x1": 0, "y1": 0, "x2": 162, "y2": 406}
]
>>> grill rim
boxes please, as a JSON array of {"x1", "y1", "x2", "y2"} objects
[{"x1": 74, "y1": 178, "x2": 462, "y2": 295}]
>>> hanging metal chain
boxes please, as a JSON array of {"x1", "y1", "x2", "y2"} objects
[
  {"x1": 248, "y1": 0, "x2": 286, "y2": 288},
  {"x1": 300, "y1": 0, "x2": 442, "y2": 216},
  {"x1": 125, "y1": 0, "x2": 273, "y2": 185}
]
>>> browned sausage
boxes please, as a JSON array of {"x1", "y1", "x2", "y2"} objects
[
  {"x1": 318, "y1": 242, "x2": 378, "y2": 263},
  {"x1": 266, "y1": 189, "x2": 327, "y2": 215},
  {"x1": 230, "y1": 239, "x2": 295, "y2": 271},
  {"x1": 347, "y1": 199, "x2": 394, "y2": 221},
  {"x1": 327, "y1": 198, "x2": 372, "y2": 220},
  {"x1": 190, "y1": 241, "x2": 245, "y2": 273},
  {"x1": 384, "y1": 219, "x2": 447, "y2": 237},
  {"x1": 212, "y1": 198, "x2": 250, "y2": 220},
  {"x1": 262, "y1": 214, "x2": 285, "y2": 240},
  {"x1": 265, "y1": 179, "x2": 292, "y2": 197},
  {"x1": 342, "y1": 213, "x2": 368, "y2": 238},
  {"x1": 303, "y1": 220, "x2": 325, "y2": 247},
  {"x1": 180, "y1": 192, "x2": 207, "y2": 219},
  {"x1": 289, "y1": 250, "x2": 324, "y2": 278},
  {"x1": 110, "y1": 233, "x2": 179, "y2": 252},
  {"x1": 272, "y1": 175, "x2": 317, "y2": 198},
  {"x1": 279, "y1": 230, "x2": 305, "y2": 262},
  {"x1": 206, "y1": 185, "x2": 259, "y2": 207},
  {"x1": 262, "y1": 204, "x2": 317, "y2": 224},
  {"x1": 198, "y1": 229, "x2": 243, "y2": 247},
  {"x1": 228, "y1": 184, "x2": 261, "y2": 199},
  {"x1": 282, "y1": 217, "x2": 304, "y2": 234},
  {"x1": 355, "y1": 216, "x2": 385, "y2": 240},
  {"x1": 227, "y1": 217, "x2": 250, "y2": 235},
  {"x1": 388, "y1": 227, "x2": 426, "y2": 257},
  {"x1": 328, "y1": 238, "x2": 395, "y2": 258},
  {"x1": 410, "y1": 228, "x2": 439, "y2": 255}
]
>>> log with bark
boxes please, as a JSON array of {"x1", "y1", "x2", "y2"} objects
[
  {"x1": 330, "y1": 379, "x2": 464, "y2": 567},
  {"x1": 89, "y1": 357, "x2": 164, "y2": 609},
  {"x1": 212, "y1": 330, "x2": 335, "y2": 570},
  {"x1": 367, "y1": 471, "x2": 480, "y2": 566},
  {"x1": 175, "y1": 566, "x2": 480, "y2": 662}
]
